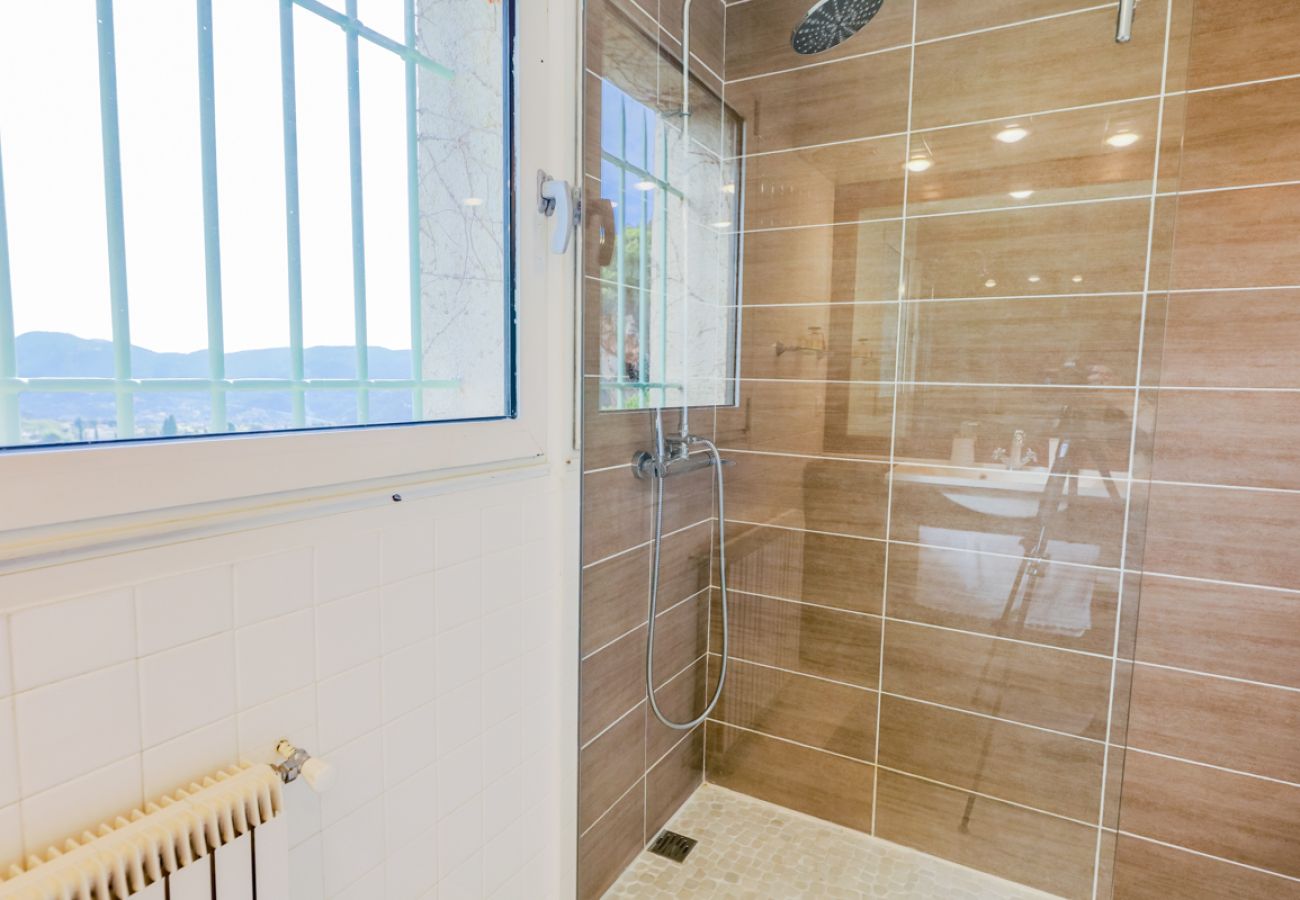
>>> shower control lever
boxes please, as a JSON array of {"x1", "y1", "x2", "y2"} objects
[{"x1": 631, "y1": 442, "x2": 733, "y2": 480}]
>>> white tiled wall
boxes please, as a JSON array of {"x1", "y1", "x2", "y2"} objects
[{"x1": 0, "y1": 470, "x2": 567, "y2": 899}]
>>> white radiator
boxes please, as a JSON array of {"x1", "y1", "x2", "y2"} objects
[{"x1": 0, "y1": 763, "x2": 289, "y2": 900}]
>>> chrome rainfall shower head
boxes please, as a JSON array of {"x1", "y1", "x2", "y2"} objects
[{"x1": 791, "y1": 0, "x2": 885, "y2": 55}]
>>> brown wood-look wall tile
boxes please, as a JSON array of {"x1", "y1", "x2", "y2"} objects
[
  {"x1": 914, "y1": 0, "x2": 1095, "y2": 42},
  {"x1": 1134, "y1": 574, "x2": 1300, "y2": 689},
  {"x1": 583, "y1": 466, "x2": 652, "y2": 563},
  {"x1": 650, "y1": 590, "x2": 709, "y2": 689},
  {"x1": 726, "y1": 49, "x2": 911, "y2": 154},
  {"x1": 712, "y1": 656, "x2": 877, "y2": 760},
  {"x1": 904, "y1": 201, "x2": 1152, "y2": 299},
  {"x1": 579, "y1": 703, "x2": 646, "y2": 832},
  {"x1": 581, "y1": 545, "x2": 650, "y2": 657},
  {"x1": 1150, "y1": 389, "x2": 1300, "y2": 490},
  {"x1": 874, "y1": 769, "x2": 1097, "y2": 899},
  {"x1": 1173, "y1": 79, "x2": 1300, "y2": 191},
  {"x1": 656, "y1": 520, "x2": 714, "y2": 608},
  {"x1": 882, "y1": 621, "x2": 1112, "y2": 739},
  {"x1": 908, "y1": 100, "x2": 1159, "y2": 215},
  {"x1": 1185, "y1": 0, "x2": 1300, "y2": 89},
  {"x1": 705, "y1": 721, "x2": 874, "y2": 831},
  {"x1": 739, "y1": 302, "x2": 898, "y2": 383},
  {"x1": 646, "y1": 725, "x2": 704, "y2": 838},
  {"x1": 581, "y1": 627, "x2": 647, "y2": 744},
  {"x1": 1143, "y1": 482, "x2": 1300, "y2": 590},
  {"x1": 726, "y1": 0, "x2": 913, "y2": 81},
  {"x1": 741, "y1": 219, "x2": 904, "y2": 305},
  {"x1": 886, "y1": 542, "x2": 1119, "y2": 655},
  {"x1": 578, "y1": 776, "x2": 646, "y2": 900},
  {"x1": 1170, "y1": 185, "x2": 1300, "y2": 290},
  {"x1": 741, "y1": 136, "x2": 907, "y2": 230},
  {"x1": 660, "y1": 0, "x2": 726, "y2": 80},
  {"x1": 1158, "y1": 290, "x2": 1300, "y2": 389},
  {"x1": 1119, "y1": 751, "x2": 1300, "y2": 879},
  {"x1": 713, "y1": 591, "x2": 881, "y2": 687},
  {"x1": 889, "y1": 464, "x2": 1129, "y2": 569},
  {"x1": 647, "y1": 655, "x2": 708, "y2": 763},
  {"x1": 877, "y1": 694, "x2": 1103, "y2": 822},
  {"x1": 1112, "y1": 834, "x2": 1300, "y2": 900},
  {"x1": 719, "y1": 523, "x2": 886, "y2": 615},
  {"x1": 716, "y1": 380, "x2": 831, "y2": 457},
  {"x1": 1126, "y1": 664, "x2": 1300, "y2": 784},
  {"x1": 910, "y1": 6, "x2": 1167, "y2": 130},
  {"x1": 726, "y1": 454, "x2": 889, "y2": 539},
  {"x1": 899, "y1": 297, "x2": 1144, "y2": 385}
]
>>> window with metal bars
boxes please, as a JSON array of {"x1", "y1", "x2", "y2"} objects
[{"x1": 0, "y1": 0, "x2": 514, "y2": 449}]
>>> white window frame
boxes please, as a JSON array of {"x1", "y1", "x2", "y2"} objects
[{"x1": 0, "y1": 0, "x2": 570, "y2": 541}]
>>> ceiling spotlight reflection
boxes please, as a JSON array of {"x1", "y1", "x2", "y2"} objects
[
  {"x1": 1106, "y1": 132, "x2": 1141, "y2": 148},
  {"x1": 1072, "y1": 275, "x2": 1084, "y2": 283},
  {"x1": 905, "y1": 157, "x2": 933, "y2": 173},
  {"x1": 463, "y1": 197, "x2": 484, "y2": 207},
  {"x1": 984, "y1": 278, "x2": 998, "y2": 288},
  {"x1": 711, "y1": 220, "x2": 733, "y2": 229},
  {"x1": 634, "y1": 180, "x2": 657, "y2": 191},
  {"x1": 1009, "y1": 189, "x2": 1035, "y2": 200},
  {"x1": 995, "y1": 126, "x2": 1029, "y2": 144},
  {"x1": 1028, "y1": 275, "x2": 1042, "y2": 283},
  {"x1": 721, "y1": 183, "x2": 736, "y2": 194}
]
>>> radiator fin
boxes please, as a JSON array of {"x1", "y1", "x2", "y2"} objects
[{"x1": 0, "y1": 763, "x2": 284, "y2": 900}]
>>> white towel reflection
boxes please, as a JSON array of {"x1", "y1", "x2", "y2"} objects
[{"x1": 915, "y1": 527, "x2": 1100, "y2": 637}]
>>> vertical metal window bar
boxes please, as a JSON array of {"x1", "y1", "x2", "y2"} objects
[
  {"x1": 278, "y1": 0, "x2": 308, "y2": 428},
  {"x1": 197, "y1": 0, "x2": 227, "y2": 435},
  {"x1": 344, "y1": 0, "x2": 370, "y2": 425},
  {"x1": 0, "y1": 140, "x2": 17, "y2": 446},
  {"x1": 403, "y1": 0, "x2": 423, "y2": 419},
  {"x1": 95, "y1": 0, "x2": 135, "y2": 439}
]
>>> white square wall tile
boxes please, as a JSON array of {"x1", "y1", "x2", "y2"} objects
[
  {"x1": 383, "y1": 703, "x2": 436, "y2": 788},
  {"x1": 289, "y1": 834, "x2": 324, "y2": 900},
  {"x1": 234, "y1": 547, "x2": 313, "y2": 627},
  {"x1": 135, "y1": 565, "x2": 232, "y2": 656},
  {"x1": 434, "y1": 622, "x2": 481, "y2": 697},
  {"x1": 380, "y1": 573, "x2": 436, "y2": 653},
  {"x1": 235, "y1": 610, "x2": 315, "y2": 709},
  {"x1": 434, "y1": 561, "x2": 481, "y2": 635},
  {"x1": 440, "y1": 849, "x2": 484, "y2": 900},
  {"x1": 480, "y1": 550, "x2": 523, "y2": 616},
  {"x1": 315, "y1": 590, "x2": 381, "y2": 679},
  {"x1": 21, "y1": 755, "x2": 142, "y2": 854},
  {"x1": 0, "y1": 701, "x2": 18, "y2": 807},
  {"x1": 481, "y1": 605, "x2": 523, "y2": 673},
  {"x1": 482, "y1": 768, "x2": 522, "y2": 841},
  {"x1": 0, "y1": 618, "x2": 13, "y2": 698},
  {"x1": 436, "y1": 738, "x2": 482, "y2": 821},
  {"x1": 15, "y1": 662, "x2": 141, "y2": 796},
  {"x1": 314, "y1": 529, "x2": 380, "y2": 604},
  {"x1": 381, "y1": 514, "x2": 437, "y2": 584},
  {"x1": 0, "y1": 803, "x2": 21, "y2": 871},
  {"x1": 435, "y1": 797, "x2": 481, "y2": 882},
  {"x1": 434, "y1": 510, "x2": 481, "y2": 570},
  {"x1": 480, "y1": 503, "x2": 523, "y2": 554},
  {"x1": 320, "y1": 730, "x2": 384, "y2": 827},
  {"x1": 383, "y1": 639, "x2": 437, "y2": 722},
  {"x1": 139, "y1": 633, "x2": 236, "y2": 747},
  {"x1": 480, "y1": 661, "x2": 522, "y2": 730},
  {"x1": 141, "y1": 716, "x2": 238, "y2": 799},
  {"x1": 316, "y1": 661, "x2": 382, "y2": 753},
  {"x1": 237, "y1": 686, "x2": 317, "y2": 765},
  {"x1": 321, "y1": 796, "x2": 385, "y2": 896},
  {"x1": 385, "y1": 826, "x2": 439, "y2": 899},
  {"x1": 10, "y1": 588, "x2": 135, "y2": 692},
  {"x1": 435, "y1": 679, "x2": 483, "y2": 760},
  {"x1": 385, "y1": 763, "x2": 437, "y2": 849}
]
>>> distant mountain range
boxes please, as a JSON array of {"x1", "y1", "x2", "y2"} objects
[{"x1": 15, "y1": 332, "x2": 420, "y2": 438}]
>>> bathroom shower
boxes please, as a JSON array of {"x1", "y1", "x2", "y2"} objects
[{"x1": 791, "y1": 0, "x2": 886, "y2": 55}]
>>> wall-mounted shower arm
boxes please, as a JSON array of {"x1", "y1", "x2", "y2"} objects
[{"x1": 1116, "y1": 0, "x2": 1137, "y2": 42}]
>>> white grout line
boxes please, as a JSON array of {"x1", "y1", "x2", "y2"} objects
[
  {"x1": 721, "y1": 586, "x2": 882, "y2": 621},
  {"x1": 1091, "y1": 3, "x2": 1176, "y2": 895},
  {"x1": 1131, "y1": 568, "x2": 1300, "y2": 597},
  {"x1": 1115, "y1": 831, "x2": 1300, "y2": 884},
  {"x1": 728, "y1": 130, "x2": 909, "y2": 162},
  {"x1": 878, "y1": 690, "x2": 1107, "y2": 746},
  {"x1": 1124, "y1": 746, "x2": 1300, "y2": 790},
  {"x1": 579, "y1": 585, "x2": 711, "y2": 663},
  {"x1": 707, "y1": 718, "x2": 873, "y2": 766},
  {"x1": 1168, "y1": 283, "x2": 1300, "y2": 293},
  {"x1": 910, "y1": 3, "x2": 1119, "y2": 48},
  {"x1": 579, "y1": 772, "x2": 646, "y2": 839},
  {"x1": 580, "y1": 516, "x2": 711, "y2": 570},
  {"x1": 581, "y1": 699, "x2": 646, "y2": 752},
  {"x1": 725, "y1": 40, "x2": 910, "y2": 86},
  {"x1": 875, "y1": 765, "x2": 1101, "y2": 829},
  {"x1": 1184, "y1": 70, "x2": 1300, "y2": 94},
  {"x1": 1132, "y1": 659, "x2": 1300, "y2": 696},
  {"x1": 711, "y1": 651, "x2": 877, "y2": 692},
  {"x1": 906, "y1": 191, "x2": 1151, "y2": 220},
  {"x1": 1157, "y1": 178, "x2": 1300, "y2": 197}
]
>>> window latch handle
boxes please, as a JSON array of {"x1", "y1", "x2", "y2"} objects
[{"x1": 538, "y1": 170, "x2": 578, "y2": 254}]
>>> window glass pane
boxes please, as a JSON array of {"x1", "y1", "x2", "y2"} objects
[{"x1": 0, "y1": 0, "x2": 512, "y2": 450}]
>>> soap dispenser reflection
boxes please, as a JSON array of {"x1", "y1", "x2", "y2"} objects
[{"x1": 951, "y1": 421, "x2": 979, "y2": 467}]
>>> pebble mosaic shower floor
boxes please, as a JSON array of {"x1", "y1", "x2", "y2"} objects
[{"x1": 604, "y1": 784, "x2": 1058, "y2": 899}]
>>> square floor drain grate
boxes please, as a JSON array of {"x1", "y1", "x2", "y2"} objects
[{"x1": 648, "y1": 830, "x2": 697, "y2": 863}]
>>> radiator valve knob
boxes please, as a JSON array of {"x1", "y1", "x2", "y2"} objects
[{"x1": 300, "y1": 757, "x2": 337, "y2": 793}]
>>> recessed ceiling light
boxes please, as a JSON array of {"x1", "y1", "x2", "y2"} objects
[
  {"x1": 634, "y1": 180, "x2": 656, "y2": 191},
  {"x1": 1106, "y1": 132, "x2": 1140, "y2": 148},
  {"x1": 905, "y1": 157, "x2": 933, "y2": 173},
  {"x1": 984, "y1": 278, "x2": 997, "y2": 288},
  {"x1": 1072, "y1": 275, "x2": 1084, "y2": 283},
  {"x1": 711, "y1": 220, "x2": 733, "y2": 229},
  {"x1": 995, "y1": 126, "x2": 1029, "y2": 144},
  {"x1": 463, "y1": 197, "x2": 484, "y2": 207},
  {"x1": 721, "y1": 183, "x2": 736, "y2": 194},
  {"x1": 1009, "y1": 189, "x2": 1035, "y2": 200},
  {"x1": 1028, "y1": 275, "x2": 1042, "y2": 283}
]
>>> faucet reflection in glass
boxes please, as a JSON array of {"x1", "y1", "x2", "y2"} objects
[{"x1": 993, "y1": 429, "x2": 1038, "y2": 470}]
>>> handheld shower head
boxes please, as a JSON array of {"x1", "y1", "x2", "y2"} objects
[{"x1": 791, "y1": 0, "x2": 885, "y2": 55}]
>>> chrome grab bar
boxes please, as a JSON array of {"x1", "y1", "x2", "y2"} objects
[{"x1": 1116, "y1": 0, "x2": 1137, "y2": 43}]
